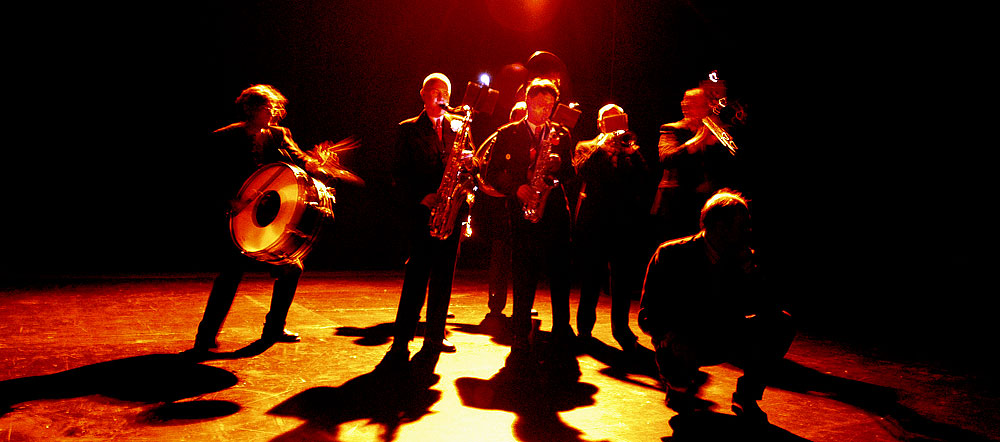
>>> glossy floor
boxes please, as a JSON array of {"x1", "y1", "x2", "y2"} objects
[{"x1": 1, "y1": 272, "x2": 997, "y2": 441}]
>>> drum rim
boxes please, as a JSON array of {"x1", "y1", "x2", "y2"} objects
[{"x1": 229, "y1": 162, "x2": 333, "y2": 265}]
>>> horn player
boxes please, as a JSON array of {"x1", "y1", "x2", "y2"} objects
[{"x1": 573, "y1": 104, "x2": 648, "y2": 354}]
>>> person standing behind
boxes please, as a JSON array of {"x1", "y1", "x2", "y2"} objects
[
  {"x1": 482, "y1": 78, "x2": 575, "y2": 369},
  {"x1": 379, "y1": 73, "x2": 465, "y2": 370},
  {"x1": 573, "y1": 104, "x2": 647, "y2": 354},
  {"x1": 479, "y1": 101, "x2": 525, "y2": 325}
]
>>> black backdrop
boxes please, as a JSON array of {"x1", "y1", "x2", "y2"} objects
[{"x1": 3, "y1": 1, "x2": 989, "y2": 367}]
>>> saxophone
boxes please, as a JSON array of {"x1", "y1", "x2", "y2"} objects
[
  {"x1": 428, "y1": 106, "x2": 476, "y2": 239},
  {"x1": 522, "y1": 124, "x2": 561, "y2": 223}
]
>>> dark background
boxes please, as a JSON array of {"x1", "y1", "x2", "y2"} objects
[{"x1": 3, "y1": 2, "x2": 987, "y2": 369}]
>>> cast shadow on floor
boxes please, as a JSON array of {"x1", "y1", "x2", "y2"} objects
[
  {"x1": 766, "y1": 358, "x2": 997, "y2": 442},
  {"x1": 336, "y1": 312, "x2": 515, "y2": 349},
  {"x1": 0, "y1": 353, "x2": 240, "y2": 423},
  {"x1": 267, "y1": 350, "x2": 444, "y2": 442},
  {"x1": 584, "y1": 339, "x2": 997, "y2": 441},
  {"x1": 454, "y1": 330, "x2": 608, "y2": 442}
]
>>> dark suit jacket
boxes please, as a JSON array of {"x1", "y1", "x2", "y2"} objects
[
  {"x1": 638, "y1": 232, "x2": 772, "y2": 338},
  {"x1": 392, "y1": 110, "x2": 459, "y2": 211},
  {"x1": 483, "y1": 119, "x2": 575, "y2": 222}
]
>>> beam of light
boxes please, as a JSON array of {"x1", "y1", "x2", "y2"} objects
[{"x1": 479, "y1": 73, "x2": 491, "y2": 87}]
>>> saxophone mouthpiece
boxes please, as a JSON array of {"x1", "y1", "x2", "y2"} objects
[{"x1": 438, "y1": 102, "x2": 464, "y2": 113}]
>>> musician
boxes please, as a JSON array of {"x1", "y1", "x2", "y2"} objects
[
  {"x1": 380, "y1": 73, "x2": 465, "y2": 369},
  {"x1": 483, "y1": 78, "x2": 576, "y2": 368},
  {"x1": 638, "y1": 189, "x2": 794, "y2": 422},
  {"x1": 650, "y1": 87, "x2": 739, "y2": 242},
  {"x1": 573, "y1": 104, "x2": 647, "y2": 353},
  {"x1": 481, "y1": 101, "x2": 525, "y2": 323},
  {"x1": 191, "y1": 84, "x2": 307, "y2": 353}
]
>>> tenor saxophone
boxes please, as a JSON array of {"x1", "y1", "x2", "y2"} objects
[
  {"x1": 523, "y1": 125, "x2": 560, "y2": 223},
  {"x1": 428, "y1": 107, "x2": 476, "y2": 239}
]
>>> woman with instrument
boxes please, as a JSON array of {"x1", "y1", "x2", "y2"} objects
[
  {"x1": 650, "y1": 86, "x2": 740, "y2": 244},
  {"x1": 481, "y1": 78, "x2": 576, "y2": 372},
  {"x1": 190, "y1": 84, "x2": 309, "y2": 354}
]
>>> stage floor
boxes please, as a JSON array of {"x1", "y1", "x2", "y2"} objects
[{"x1": 1, "y1": 271, "x2": 997, "y2": 442}]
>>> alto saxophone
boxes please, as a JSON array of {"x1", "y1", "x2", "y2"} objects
[
  {"x1": 428, "y1": 106, "x2": 476, "y2": 239},
  {"x1": 523, "y1": 125, "x2": 560, "y2": 223}
]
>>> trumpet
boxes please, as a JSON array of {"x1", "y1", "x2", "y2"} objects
[{"x1": 572, "y1": 130, "x2": 637, "y2": 169}]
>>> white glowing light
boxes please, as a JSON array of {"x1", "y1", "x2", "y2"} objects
[
  {"x1": 479, "y1": 73, "x2": 491, "y2": 86},
  {"x1": 709, "y1": 70, "x2": 719, "y2": 82}
]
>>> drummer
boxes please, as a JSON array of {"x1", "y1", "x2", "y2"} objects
[{"x1": 188, "y1": 84, "x2": 309, "y2": 355}]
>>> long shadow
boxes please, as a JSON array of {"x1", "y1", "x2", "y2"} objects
[
  {"x1": 447, "y1": 314, "x2": 514, "y2": 347},
  {"x1": 658, "y1": 357, "x2": 996, "y2": 441},
  {"x1": 334, "y1": 322, "x2": 396, "y2": 346},
  {"x1": 663, "y1": 410, "x2": 812, "y2": 441},
  {"x1": 768, "y1": 358, "x2": 997, "y2": 442},
  {"x1": 454, "y1": 337, "x2": 609, "y2": 442},
  {"x1": 0, "y1": 353, "x2": 240, "y2": 422},
  {"x1": 184, "y1": 338, "x2": 277, "y2": 361},
  {"x1": 267, "y1": 353, "x2": 443, "y2": 442},
  {"x1": 579, "y1": 337, "x2": 662, "y2": 390},
  {"x1": 336, "y1": 314, "x2": 514, "y2": 348}
]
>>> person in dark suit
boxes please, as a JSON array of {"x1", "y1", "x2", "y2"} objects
[
  {"x1": 478, "y1": 101, "x2": 525, "y2": 324},
  {"x1": 639, "y1": 189, "x2": 794, "y2": 422},
  {"x1": 650, "y1": 87, "x2": 739, "y2": 243},
  {"x1": 380, "y1": 73, "x2": 466, "y2": 369},
  {"x1": 573, "y1": 104, "x2": 647, "y2": 354},
  {"x1": 482, "y1": 78, "x2": 576, "y2": 368},
  {"x1": 191, "y1": 84, "x2": 307, "y2": 353}
]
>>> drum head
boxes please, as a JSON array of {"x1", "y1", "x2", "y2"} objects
[{"x1": 230, "y1": 163, "x2": 304, "y2": 255}]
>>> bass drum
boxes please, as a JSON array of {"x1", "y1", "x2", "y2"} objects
[{"x1": 229, "y1": 162, "x2": 334, "y2": 266}]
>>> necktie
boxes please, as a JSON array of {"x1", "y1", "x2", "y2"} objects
[
  {"x1": 435, "y1": 118, "x2": 443, "y2": 142},
  {"x1": 530, "y1": 126, "x2": 541, "y2": 162}
]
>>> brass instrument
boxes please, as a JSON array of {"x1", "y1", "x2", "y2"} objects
[
  {"x1": 572, "y1": 130, "x2": 637, "y2": 169},
  {"x1": 428, "y1": 106, "x2": 476, "y2": 240},
  {"x1": 472, "y1": 132, "x2": 505, "y2": 197},
  {"x1": 702, "y1": 115, "x2": 738, "y2": 156},
  {"x1": 700, "y1": 70, "x2": 742, "y2": 156},
  {"x1": 523, "y1": 124, "x2": 561, "y2": 223}
]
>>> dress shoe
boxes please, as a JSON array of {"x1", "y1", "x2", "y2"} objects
[
  {"x1": 732, "y1": 393, "x2": 768, "y2": 423},
  {"x1": 422, "y1": 337, "x2": 457, "y2": 353},
  {"x1": 262, "y1": 328, "x2": 300, "y2": 343}
]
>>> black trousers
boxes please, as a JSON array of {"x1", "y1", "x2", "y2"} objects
[
  {"x1": 509, "y1": 208, "x2": 572, "y2": 350},
  {"x1": 196, "y1": 252, "x2": 302, "y2": 343},
  {"x1": 575, "y1": 230, "x2": 639, "y2": 348},
  {"x1": 652, "y1": 311, "x2": 795, "y2": 399},
  {"x1": 392, "y1": 213, "x2": 461, "y2": 348},
  {"x1": 482, "y1": 196, "x2": 512, "y2": 315}
]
